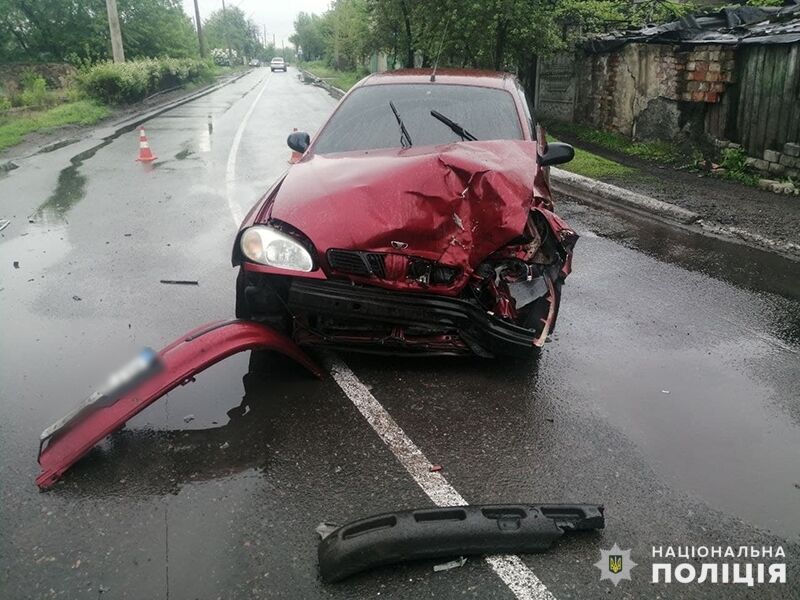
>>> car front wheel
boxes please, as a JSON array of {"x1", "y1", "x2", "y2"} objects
[{"x1": 235, "y1": 269, "x2": 291, "y2": 334}]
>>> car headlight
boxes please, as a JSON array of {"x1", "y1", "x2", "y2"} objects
[{"x1": 240, "y1": 225, "x2": 314, "y2": 272}]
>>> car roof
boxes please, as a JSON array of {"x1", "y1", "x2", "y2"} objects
[{"x1": 357, "y1": 68, "x2": 517, "y2": 91}]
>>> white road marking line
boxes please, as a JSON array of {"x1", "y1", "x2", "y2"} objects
[
  {"x1": 326, "y1": 355, "x2": 556, "y2": 600},
  {"x1": 226, "y1": 72, "x2": 272, "y2": 225}
]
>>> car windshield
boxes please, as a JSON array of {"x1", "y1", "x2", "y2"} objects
[{"x1": 313, "y1": 83, "x2": 523, "y2": 154}]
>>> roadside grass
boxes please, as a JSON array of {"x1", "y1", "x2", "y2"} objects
[
  {"x1": 0, "y1": 100, "x2": 110, "y2": 151},
  {"x1": 550, "y1": 121, "x2": 685, "y2": 164},
  {"x1": 547, "y1": 134, "x2": 635, "y2": 179},
  {"x1": 549, "y1": 122, "x2": 781, "y2": 190},
  {"x1": 300, "y1": 60, "x2": 367, "y2": 91}
]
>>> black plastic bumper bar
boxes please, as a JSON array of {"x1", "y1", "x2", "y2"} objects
[
  {"x1": 288, "y1": 279, "x2": 539, "y2": 357},
  {"x1": 318, "y1": 504, "x2": 604, "y2": 583}
]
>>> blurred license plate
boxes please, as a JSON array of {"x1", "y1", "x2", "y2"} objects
[{"x1": 40, "y1": 348, "x2": 161, "y2": 441}]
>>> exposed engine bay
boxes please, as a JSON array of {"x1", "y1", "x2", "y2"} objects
[{"x1": 471, "y1": 210, "x2": 568, "y2": 342}]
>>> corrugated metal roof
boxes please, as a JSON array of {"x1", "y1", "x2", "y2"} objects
[{"x1": 585, "y1": 4, "x2": 800, "y2": 52}]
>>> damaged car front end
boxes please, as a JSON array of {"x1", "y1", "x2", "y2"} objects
[{"x1": 234, "y1": 71, "x2": 576, "y2": 357}]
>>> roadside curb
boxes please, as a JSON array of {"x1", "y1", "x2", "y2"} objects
[
  {"x1": 696, "y1": 220, "x2": 800, "y2": 258},
  {"x1": 1, "y1": 69, "x2": 252, "y2": 168},
  {"x1": 550, "y1": 167, "x2": 800, "y2": 260},
  {"x1": 107, "y1": 69, "x2": 252, "y2": 136},
  {"x1": 298, "y1": 68, "x2": 346, "y2": 99},
  {"x1": 551, "y1": 168, "x2": 700, "y2": 224}
]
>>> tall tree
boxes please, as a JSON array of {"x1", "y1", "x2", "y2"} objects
[
  {"x1": 289, "y1": 12, "x2": 327, "y2": 62},
  {"x1": 0, "y1": 0, "x2": 198, "y2": 63},
  {"x1": 364, "y1": 0, "x2": 694, "y2": 70},
  {"x1": 327, "y1": 0, "x2": 369, "y2": 70},
  {"x1": 203, "y1": 5, "x2": 261, "y2": 61}
]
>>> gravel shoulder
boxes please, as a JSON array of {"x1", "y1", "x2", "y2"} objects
[{"x1": 551, "y1": 129, "x2": 800, "y2": 251}]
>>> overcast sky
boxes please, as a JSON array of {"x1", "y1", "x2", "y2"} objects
[{"x1": 181, "y1": 0, "x2": 331, "y2": 48}]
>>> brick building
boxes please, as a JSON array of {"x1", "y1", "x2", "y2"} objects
[{"x1": 535, "y1": 4, "x2": 800, "y2": 179}]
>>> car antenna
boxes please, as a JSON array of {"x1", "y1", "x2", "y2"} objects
[{"x1": 430, "y1": 12, "x2": 452, "y2": 82}]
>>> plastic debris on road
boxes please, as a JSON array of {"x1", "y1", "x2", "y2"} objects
[
  {"x1": 316, "y1": 522, "x2": 340, "y2": 540},
  {"x1": 160, "y1": 279, "x2": 199, "y2": 285},
  {"x1": 433, "y1": 557, "x2": 467, "y2": 572}
]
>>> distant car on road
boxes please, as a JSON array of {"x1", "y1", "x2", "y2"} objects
[
  {"x1": 233, "y1": 69, "x2": 577, "y2": 358},
  {"x1": 270, "y1": 57, "x2": 287, "y2": 72},
  {"x1": 249, "y1": 59, "x2": 260, "y2": 67}
]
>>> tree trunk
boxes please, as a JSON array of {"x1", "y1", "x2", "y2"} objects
[
  {"x1": 399, "y1": 0, "x2": 414, "y2": 67},
  {"x1": 494, "y1": 20, "x2": 508, "y2": 71},
  {"x1": 192, "y1": 0, "x2": 206, "y2": 57}
]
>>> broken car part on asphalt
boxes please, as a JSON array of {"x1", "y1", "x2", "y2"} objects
[
  {"x1": 433, "y1": 556, "x2": 467, "y2": 572},
  {"x1": 318, "y1": 504, "x2": 605, "y2": 582},
  {"x1": 36, "y1": 319, "x2": 323, "y2": 489},
  {"x1": 159, "y1": 279, "x2": 199, "y2": 285}
]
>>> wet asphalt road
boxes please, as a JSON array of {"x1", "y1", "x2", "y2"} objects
[{"x1": 1, "y1": 68, "x2": 799, "y2": 599}]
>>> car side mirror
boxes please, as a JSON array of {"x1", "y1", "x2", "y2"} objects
[
  {"x1": 539, "y1": 142, "x2": 574, "y2": 167},
  {"x1": 287, "y1": 131, "x2": 310, "y2": 154}
]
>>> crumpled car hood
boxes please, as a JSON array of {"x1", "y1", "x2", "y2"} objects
[{"x1": 261, "y1": 140, "x2": 556, "y2": 269}]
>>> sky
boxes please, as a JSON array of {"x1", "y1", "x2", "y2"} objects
[{"x1": 181, "y1": 0, "x2": 331, "y2": 49}]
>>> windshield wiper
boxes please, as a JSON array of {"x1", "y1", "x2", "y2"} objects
[
  {"x1": 430, "y1": 110, "x2": 477, "y2": 141},
  {"x1": 389, "y1": 101, "x2": 413, "y2": 148}
]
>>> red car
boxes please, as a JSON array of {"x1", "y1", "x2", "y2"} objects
[{"x1": 233, "y1": 69, "x2": 577, "y2": 358}]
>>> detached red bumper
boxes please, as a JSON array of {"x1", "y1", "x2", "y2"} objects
[{"x1": 36, "y1": 320, "x2": 323, "y2": 490}]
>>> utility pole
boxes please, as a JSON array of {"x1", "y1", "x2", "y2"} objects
[
  {"x1": 263, "y1": 24, "x2": 267, "y2": 49},
  {"x1": 221, "y1": 0, "x2": 233, "y2": 63},
  {"x1": 193, "y1": 0, "x2": 206, "y2": 57},
  {"x1": 105, "y1": 0, "x2": 125, "y2": 63}
]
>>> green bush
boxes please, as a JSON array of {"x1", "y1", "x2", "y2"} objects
[
  {"x1": 77, "y1": 58, "x2": 213, "y2": 104},
  {"x1": 0, "y1": 95, "x2": 11, "y2": 111},
  {"x1": 719, "y1": 147, "x2": 758, "y2": 186},
  {"x1": 18, "y1": 75, "x2": 49, "y2": 107}
]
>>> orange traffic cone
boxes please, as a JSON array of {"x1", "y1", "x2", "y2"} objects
[
  {"x1": 288, "y1": 127, "x2": 302, "y2": 164},
  {"x1": 136, "y1": 127, "x2": 157, "y2": 162}
]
